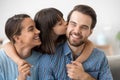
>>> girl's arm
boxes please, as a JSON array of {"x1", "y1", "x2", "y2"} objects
[
  {"x1": 3, "y1": 42, "x2": 28, "y2": 65},
  {"x1": 76, "y1": 40, "x2": 95, "y2": 63},
  {"x1": 3, "y1": 42, "x2": 32, "y2": 79}
]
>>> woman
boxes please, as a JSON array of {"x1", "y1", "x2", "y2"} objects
[
  {"x1": 0, "y1": 14, "x2": 41, "y2": 80},
  {"x1": 3, "y1": 8, "x2": 94, "y2": 69}
]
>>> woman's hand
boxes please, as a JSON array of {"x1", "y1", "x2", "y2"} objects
[{"x1": 17, "y1": 60, "x2": 32, "y2": 80}]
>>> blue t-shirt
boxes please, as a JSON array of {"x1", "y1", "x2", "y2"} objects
[
  {"x1": 38, "y1": 41, "x2": 113, "y2": 80},
  {"x1": 0, "y1": 48, "x2": 41, "y2": 80}
]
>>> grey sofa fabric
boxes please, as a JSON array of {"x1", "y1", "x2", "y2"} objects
[{"x1": 107, "y1": 55, "x2": 120, "y2": 80}]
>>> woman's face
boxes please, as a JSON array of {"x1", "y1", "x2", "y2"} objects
[
  {"x1": 17, "y1": 18, "x2": 41, "y2": 48},
  {"x1": 53, "y1": 18, "x2": 67, "y2": 36}
]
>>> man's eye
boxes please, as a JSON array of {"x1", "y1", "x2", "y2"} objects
[
  {"x1": 81, "y1": 26, "x2": 89, "y2": 30},
  {"x1": 70, "y1": 23, "x2": 76, "y2": 27}
]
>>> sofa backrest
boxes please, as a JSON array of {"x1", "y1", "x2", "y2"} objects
[{"x1": 107, "y1": 55, "x2": 120, "y2": 80}]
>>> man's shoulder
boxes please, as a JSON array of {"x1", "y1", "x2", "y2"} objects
[
  {"x1": 84, "y1": 48, "x2": 108, "y2": 66},
  {"x1": 89, "y1": 48, "x2": 106, "y2": 60},
  {"x1": 92, "y1": 48, "x2": 105, "y2": 56}
]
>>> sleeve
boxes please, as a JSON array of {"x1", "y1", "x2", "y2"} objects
[
  {"x1": 98, "y1": 54, "x2": 113, "y2": 80},
  {"x1": 38, "y1": 56, "x2": 54, "y2": 80}
]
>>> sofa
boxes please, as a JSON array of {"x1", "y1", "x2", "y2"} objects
[{"x1": 107, "y1": 55, "x2": 120, "y2": 80}]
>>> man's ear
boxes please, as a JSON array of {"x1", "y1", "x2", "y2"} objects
[{"x1": 89, "y1": 29, "x2": 93, "y2": 36}]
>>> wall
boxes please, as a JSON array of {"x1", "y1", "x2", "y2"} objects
[{"x1": 0, "y1": 0, "x2": 120, "y2": 54}]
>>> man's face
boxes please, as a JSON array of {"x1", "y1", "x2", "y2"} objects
[{"x1": 66, "y1": 11, "x2": 92, "y2": 47}]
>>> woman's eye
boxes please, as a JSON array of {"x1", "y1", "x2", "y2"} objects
[
  {"x1": 29, "y1": 28, "x2": 34, "y2": 31},
  {"x1": 58, "y1": 21, "x2": 62, "y2": 25},
  {"x1": 28, "y1": 26, "x2": 34, "y2": 31}
]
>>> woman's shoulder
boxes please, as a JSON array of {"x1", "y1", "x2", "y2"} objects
[{"x1": 0, "y1": 48, "x2": 7, "y2": 59}]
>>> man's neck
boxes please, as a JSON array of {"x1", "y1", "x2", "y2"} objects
[
  {"x1": 67, "y1": 42, "x2": 85, "y2": 56},
  {"x1": 14, "y1": 44, "x2": 32, "y2": 59}
]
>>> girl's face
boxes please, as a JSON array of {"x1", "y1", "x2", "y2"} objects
[{"x1": 53, "y1": 18, "x2": 67, "y2": 36}]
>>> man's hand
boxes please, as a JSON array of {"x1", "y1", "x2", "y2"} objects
[
  {"x1": 66, "y1": 61, "x2": 95, "y2": 80},
  {"x1": 66, "y1": 61, "x2": 84, "y2": 80}
]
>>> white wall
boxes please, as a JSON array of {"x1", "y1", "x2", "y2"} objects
[{"x1": 0, "y1": 0, "x2": 120, "y2": 54}]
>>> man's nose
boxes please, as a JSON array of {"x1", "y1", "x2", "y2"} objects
[{"x1": 74, "y1": 26, "x2": 81, "y2": 34}]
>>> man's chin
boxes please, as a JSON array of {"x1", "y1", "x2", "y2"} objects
[
  {"x1": 69, "y1": 42, "x2": 83, "y2": 47},
  {"x1": 68, "y1": 39, "x2": 84, "y2": 46}
]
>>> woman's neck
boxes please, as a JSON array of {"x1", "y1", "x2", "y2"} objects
[{"x1": 14, "y1": 44, "x2": 32, "y2": 59}]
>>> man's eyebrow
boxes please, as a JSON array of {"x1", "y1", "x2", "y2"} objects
[{"x1": 69, "y1": 21, "x2": 76, "y2": 24}]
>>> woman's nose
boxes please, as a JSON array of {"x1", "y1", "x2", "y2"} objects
[{"x1": 35, "y1": 28, "x2": 40, "y2": 34}]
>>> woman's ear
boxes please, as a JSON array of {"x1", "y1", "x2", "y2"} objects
[{"x1": 13, "y1": 35, "x2": 20, "y2": 43}]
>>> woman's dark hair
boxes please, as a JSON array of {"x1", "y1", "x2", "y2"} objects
[
  {"x1": 67, "y1": 4, "x2": 97, "y2": 29},
  {"x1": 5, "y1": 14, "x2": 30, "y2": 43},
  {"x1": 34, "y1": 8, "x2": 66, "y2": 54}
]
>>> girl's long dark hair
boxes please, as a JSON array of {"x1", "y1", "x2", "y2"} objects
[{"x1": 34, "y1": 8, "x2": 66, "y2": 54}]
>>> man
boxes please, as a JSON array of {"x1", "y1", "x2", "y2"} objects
[
  {"x1": 38, "y1": 4, "x2": 113, "y2": 80},
  {"x1": 0, "y1": 14, "x2": 41, "y2": 80}
]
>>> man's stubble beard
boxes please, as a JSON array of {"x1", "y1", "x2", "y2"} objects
[{"x1": 67, "y1": 37, "x2": 85, "y2": 47}]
